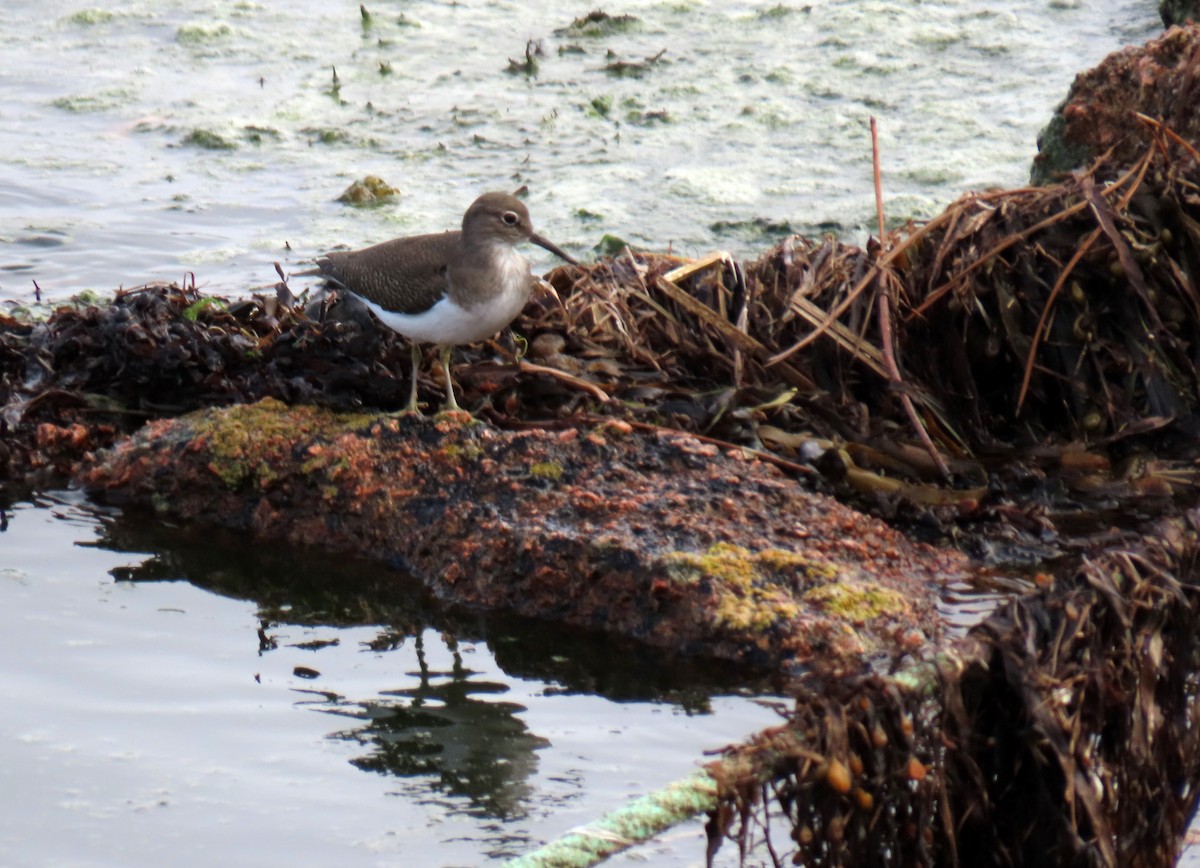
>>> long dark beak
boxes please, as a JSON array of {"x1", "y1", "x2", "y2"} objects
[{"x1": 530, "y1": 232, "x2": 579, "y2": 267}]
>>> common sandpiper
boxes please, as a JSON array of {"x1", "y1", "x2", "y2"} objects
[{"x1": 298, "y1": 191, "x2": 577, "y2": 412}]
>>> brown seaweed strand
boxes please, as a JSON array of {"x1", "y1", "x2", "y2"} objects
[
  {"x1": 769, "y1": 203, "x2": 957, "y2": 366},
  {"x1": 1008, "y1": 147, "x2": 1156, "y2": 415},
  {"x1": 1135, "y1": 114, "x2": 1200, "y2": 163},
  {"x1": 1015, "y1": 227, "x2": 1103, "y2": 414},
  {"x1": 1082, "y1": 175, "x2": 1165, "y2": 333},
  {"x1": 914, "y1": 156, "x2": 1151, "y2": 318},
  {"x1": 913, "y1": 197, "x2": 1090, "y2": 318}
]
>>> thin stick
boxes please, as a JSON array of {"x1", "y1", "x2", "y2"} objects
[
  {"x1": 878, "y1": 279, "x2": 950, "y2": 479},
  {"x1": 517, "y1": 360, "x2": 612, "y2": 402},
  {"x1": 870, "y1": 117, "x2": 951, "y2": 479},
  {"x1": 871, "y1": 117, "x2": 886, "y2": 241},
  {"x1": 653, "y1": 272, "x2": 817, "y2": 391},
  {"x1": 1082, "y1": 174, "x2": 1164, "y2": 332},
  {"x1": 766, "y1": 209, "x2": 960, "y2": 367}
]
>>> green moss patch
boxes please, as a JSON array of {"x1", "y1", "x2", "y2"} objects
[
  {"x1": 196, "y1": 398, "x2": 320, "y2": 489},
  {"x1": 665, "y1": 542, "x2": 838, "y2": 632},
  {"x1": 529, "y1": 460, "x2": 565, "y2": 481},
  {"x1": 803, "y1": 581, "x2": 911, "y2": 623}
]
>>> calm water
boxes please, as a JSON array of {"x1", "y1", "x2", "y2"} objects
[
  {"x1": 0, "y1": 492, "x2": 785, "y2": 866},
  {"x1": 0, "y1": 0, "x2": 1161, "y2": 302}
]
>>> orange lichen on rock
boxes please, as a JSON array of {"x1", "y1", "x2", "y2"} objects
[{"x1": 79, "y1": 399, "x2": 964, "y2": 674}]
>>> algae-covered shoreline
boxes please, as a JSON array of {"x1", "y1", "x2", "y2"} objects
[{"x1": 3, "y1": 1, "x2": 1158, "y2": 299}]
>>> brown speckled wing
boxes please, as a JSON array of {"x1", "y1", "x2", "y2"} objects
[{"x1": 316, "y1": 230, "x2": 460, "y2": 315}]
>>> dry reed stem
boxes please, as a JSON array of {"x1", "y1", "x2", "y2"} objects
[
  {"x1": 870, "y1": 116, "x2": 951, "y2": 479},
  {"x1": 654, "y1": 268, "x2": 818, "y2": 391},
  {"x1": 1137, "y1": 113, "x2": 1200, "y2": 162}
]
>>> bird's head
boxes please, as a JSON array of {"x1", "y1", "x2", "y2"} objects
[{"x1": 463, "y1": 192, "x2": 578, "y2": 265}]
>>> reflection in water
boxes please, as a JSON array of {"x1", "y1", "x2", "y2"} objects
[
  {"x1": 316, "y1": 633, "x2": 548, "y2": 820},
  {"x1": 93, "y1": 508, "x2": 769, "y2": 694},
  {"x1": 89, "y1": 506, "x2": 775, "y2": 822}
]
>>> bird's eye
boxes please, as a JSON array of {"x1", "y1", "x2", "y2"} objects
[{"x1": 501, "y1": 211, "x2": 519, "y2": 225}]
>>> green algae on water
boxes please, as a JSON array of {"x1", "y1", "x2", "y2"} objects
[
  {"x1": 758, "y1": 4, "x2": 800, "y2": 20},
  {"x1": 626, "y1": 109, "x2": 671, "y2": 126},
  {"x1": 603, "y1": 51, "x2": 668, "y2": 79},
  {"x1": 574, "y1": 207, "x2": 604, "y2": 223},
  {"x1": 587, "y1": 95, "x2": 614, "y2": 118},
  {"x1": 242, "y1": 125, "x2": 282, "y2": 145},
  {"x1": 66, "y1": 8, "x2": 116, "y2": 25},
  {"x1": 182, "y1": 129, "x2": 238, "y2": 150},
  {"x1": 303, "y1": 127, "x2": 351, "y2": 145},
  {"x1": 710, "y1": 217, "x2": 796, "y2": 242},
  {"x1": 51, "y1": 89, "x2": 134, "y2": 113},
  {"x1": 176, "y1": 22, "x2": 234, "y2": 43}
]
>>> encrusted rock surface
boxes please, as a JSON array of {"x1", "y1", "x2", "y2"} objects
[
  {"x1": 1160, "y1": 0, "x2": 1200, "y2": 27},
  {"x1": 1032, "y1": 23, "x2": 1200, "y2": 183},
  {"x1": 79, "y1": 398, "x2": 964, "y2": 675}
]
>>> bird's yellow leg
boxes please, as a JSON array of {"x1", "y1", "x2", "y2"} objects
[
  {"x1": 402, "y1": 342, "x2": 423, "y2": 415},
  {"x1": 439, "y1": 345, "x2": 461, "y2": 412}
]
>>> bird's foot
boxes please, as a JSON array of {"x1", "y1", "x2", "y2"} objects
[
  {"x1": 386, "y1": 404, "x2": 424, "y2": 418},
  {"x1": 432, "y1": 408, "x2": 478, "y2": 426}
]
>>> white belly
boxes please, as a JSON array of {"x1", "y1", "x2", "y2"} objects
[
  {"x1": 357, "y1": 247, "x2": 534, "y2": 345},
  {"x1": 363, "y1": 290, "x2": 527, "y2": 345}
]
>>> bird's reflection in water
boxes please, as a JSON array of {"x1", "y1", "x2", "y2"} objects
[{"x1": 300, "y1": 630, "x2": 547, "y2": 820}]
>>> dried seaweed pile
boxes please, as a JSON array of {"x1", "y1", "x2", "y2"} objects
[
  {"x1": 531, "y1": 245, "x2": 862, "y2": 434},
  {"x1": 1, "y1": 286, "x2": 421, "y2": 413},
  {"x1": 906, "y1": 139, "x2": 1200, "y2": 447},
  {"x1": 707, "y1": 675, "x2": 940, "y2": 867},
  {"x1": 522, "y1": 141, "x2": 1200, "y2": 485},
  {"x1": 707, "y1": 509, "x2": 1200, "y2": 867},
  {"x1": 0, "y1": 284, "x2": 418, "y2": 476}
]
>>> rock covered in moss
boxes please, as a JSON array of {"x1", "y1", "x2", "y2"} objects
[
  {"x1": 1032, "y1": 24, "x2": 1200, "y2": 183},
  {"x1": 79, "y1": 399, "x2": 963, "y2": 675},
  {"x1": 1160, "y1": 0, "x2": 1200, "y2": 27},
  {"x1": 337, "y1": 175, "x2": 400, "y2": 205}
]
